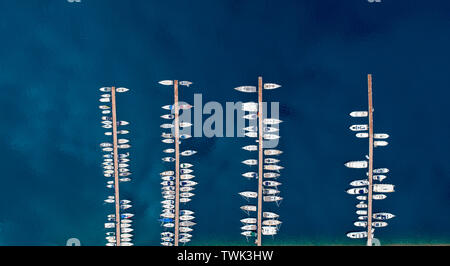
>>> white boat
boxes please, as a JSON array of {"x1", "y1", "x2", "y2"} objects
[
  {"x1": 245, "y1": 132, "x2": 257, "y2": 138},
  {"x1": 159, "y1": 80, "x2": 173, "y2": 86},
  {"x1": 264, "y1": 165, "x2": 284, "y2": 171},
  {"x1": 242, "y1": 145, "x2": 258, "y2": 151},
  {"x1": 100, "y1": 87, "x2": 112, "y2": 92},
  {"x1": 180, "y1": 174, "x2": 195, "y2": 180},
  {"x1": 242, "y1": 159, "x2": 257, "y2": 166},
  {"x1": 180, "y1": 192, "x2": 195, "y2": 198},
  {"x1": 161, "y1": 181, "x2": 174, "y2": 186},
  {"x1": 179, "y1": 81, "x2": 193, "y2": 87},
  {"x1": 180, "y1": 180, "x2": 197, "y2": 186},
  {"x1": 118, "y1": 163, "x2": 129, "y2": 168},
  {"x1": 102, "y1": 124, "x2": 112, "y2": 129},
  {"x1": 373, "y1": 212, "x2": 395, "y2": 220},
  {"x1": 180, "y1": 186, "x2": 195, "y2": 192},
  {"x1": 163, "y1": 223, "x2": 174, "y2": 228},
  {"x1": 162, "y1": 139, "x2": 174, "y2": 144},
  {"x1": 180, "y1": 198, "x2": 191, "y2": 203},
  {"x1": 180, "y1": 163, "x2": 193, "y2": 168},
  {"x1": 356, "y1": 202, "x2": 367, "y2": 208},
  {"x1": 373, "y1": 175, "x2": 387, "y2": 182},
  {"x1": 374, "y1": 133, "x2": 389, "y2": 139},
  {"x1": 263, "y1": 118, "x2": 282, "y2": 125},
  {"x1": 104, "y1": 199, "x2": 114, "y2": 203},
  {"x1": 264, "y1": 127, "x2": 279, "y2": 133},
  {"x1": 262, "y1": 226, "x2": 278, "y2": 235},
  {"x1": 241, "y1": 225, "x2": 257, "y2": 231},
  {"x1": 354, "y1": 221, "x2": 367, "y2": 227},
  {"x1": 243, "y1": 114, "x2": 257, "y2": 120},
  {"x1": 264, "y1": 172, "x2": 280, "y2": 178},
  {"x1": 349, "y1": 124, "x2": 368, "y2": 131},
  {"x1": 350, "y1": 179, "x2": 369, "y2": 187},
  {"x1": 263, "y1": 134, "x2": 280, "y2": 140},
  {"x1": 242, "y1": 103, "x2": 258, "y2": 112},
  {"x1": 240, "y1": 205, "x2": 257, "y2": 212},
  {"x1": 346, "y1": 187, "x2": 368, "y2": 195},
  {"x1": 163, "y1": 148, "x2": 175, "y2": 154},
  {"x1": 99, "y1": 105, "x2": 110, "y2": 110},
  {"x1": 263, "y1": 188, "x2": 280, "y2": 195},
  {"x1": 102, "y1": 110, "x2": 111, "y2": 114},
  {"x1": 264, "y1": 83, "x2": 281, "y2": 90},
  {"x1": 180, "y1": 215, "x2": 195, "y2": 221},
  {"x1": 374, "y1": 141, "x2": 388, "y2": 147},
  {"x1": 161, "y1": 232, "x2": 174, "y2": 237},
  {"x1": 179, "y1": 238, "x2": 191, "y2": 243},
  {"x1": 372, "y1": 221, "x2": 388, "y2": 227},
  {"x1": 121, "y1": 219, "x2": 133, "y2": 224},
  {"x1": 102, "y1": 147, "x2": 113, "y2": 152},
  {"x1": 180, "y1": 210, "x2": 194, "y2": 215},
  {"x1": 118, "y1": 144, "x2": 130, "y2": 149},
  {"x1": 120, "y1": 223, "x2": 131, "y2": 228},
  {"x1": 345, "y1": 160, "x2": 368, "y2": 169},
  {"x1": 121, "y1": 228, "x2": 134, "y2": 233},
  {"x1": 373, "y1": 168, "x2": 389, "y2": 174},
  {"x1": 161, "y1": 242, "x2": 173, "y2": 246},
  {"x1": 356, "y1": 196, "x2": 367, "y2": 201},
  {"x1": 243, "y1": 126, "x2": 257, "y2": 132},
  {"x1": 118, "y1": 121, "x2": 129, "y2": 126},
  {"x1": 162, "y1": 157, "x2": 175, "y2": 162},
  {"x1": 100, "y1": 142, "x2": 112, "y2": 148},
  {"x1": 179, "y1": 227, "x2": 193, "y2": 233},
  {"x1": 240, "y1": 218, "x2": 257, "y2": 224},
  {"x1": 263, "y1": 196, "x2": 283, "y2": 202},
  {"x1": 180, "y1": 169, "x2": 193, "y2": 174},
  {"x1": 180, "y1": 122, "x2": 193, "y2": 128},
  {"x1": 234, "y1": 86, "x2": 257, "y2": 93},
  {"x1": 263, "y1": 212, "x2": 279, "y2": 219},
  {"x1": 119, "y1": 178, "x2": 131, "y2": 182},
  {"x1": 356, "y1": 132, "x2": 369, "y2": 138},
  {"x1": 162, "y1": 132, "x2": 173, "y2": 138},
  {"x1": 118, "y1": 130, "x2": 129, "y2": 135},
  {"x1": 356, "y1": 210, "x2": 368, "y2": 215},
  {"x1": 242, "y1": 172, "x2": 257, "y2": 178},
  {"x1": 262, "y1": 219, "x2": 282, "y2": 226},
  {"x1": 241, "y1": 231, "x2": 256, "y2": 237},
  {"x1": 373, "y1": 184, "x2": 395, "y2": 193},
  {"x1": 239, "y1": 191, "x2": 258, "y2": 199},
  {"x1": 349, "y1": 111, "x2": 368, "y2": 117},
  {"x1": 264, "y1": 158, "x2": 280, "y2": 164},
  {"x1": 104, "y1": 222, "x2": 115, "y2": 229},
  {"x1": 179, "y1": 104, "x2": 193, "y2": 110},
  {"x1": 180, "y1": 221, "x2": 196, "y2": 227},
  {"x1": 346, "y1": 231, "x2": 367, "y2": 239},
  {"x1": 161, "y1": 171, "x2": 175, "y2": 176},
  {"x1": 262, "y1": 181, "x2": 281, "y2": 187},
  {"x1": 372, "y1": 194, "x2": 387, "y2": 200},
  {"x1": 99, "y1": 97, "x2": 110, "y2": 103},
  {"x1": 264, "y1": 149, "x2": 283, "y2": 156},
  {"x1": 160, "y1": 123, "x2": 174, "y2": 129},
  {"x1": 116, "y1": 87, "x2": 129, "y2": 93}
]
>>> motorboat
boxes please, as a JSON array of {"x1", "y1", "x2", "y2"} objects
[
  {"x1": 242, "y1": 145, "x2": 258, "y2": 151},
  {"x1": 350, "y1": 179, "x2": 369, "y2": 187},
  {"x1": 100, "y1": 87, "x2": 112, "y2": 92},
  {"x1": 349, "y1": 124, "x2": 368, "y2": 131},
  {"x1": 263, "y1": 212, "x2": 279, "y2": 219},
  {"x1": 234, "y1": 86, "x2": 257, "y2": 93},
  {"x1": 262, "y1": 219, "x2": 282, "y2": 226},
  {"x1": 374, "y1": 133, "x2": 389, "y2": 139},
  {"x1": 241, "y1": 225, "x2": 257, "y2": 231},
  {"x1": 264, "y1": 149, "x2": 283, "y2": 156},
  {"x1": 372, "y1": 194, "x2": 387, "y2": 200},
  {"x1": 374, "y1": 141, "x2": 388, "y2": 147},
  {"x1": 239, "y1": 191, "x2": 258, "y2": 199},
  {"x1": 264, "y1": 83, "x2": 281, "y2": 90},
  {"x1": 345, "y1": 160, "x2": 368, "y2": 169},
  {"x1": 263, "y1": 134, "x2": 280, "y2": 140},
  {"x1": 240, "y1": 218, "x2": 257, "y2": 224},
  {"x1": 373, "y1": 184, "x2": 395, "y2": 193},
  {"x1": 181, "y1": 150, "x2": 197, "y2": 156},
  {"x1": 162, "y1": 157, "x2": 175, "y2": 162},
  {"x1": 161, "y1": 171, "x2": 175, "y2": 176},
  {"x1": 263, "y1": 196, "x2": 283, "y2": 202},
  {"x1": 262, "y1": 181, "x2": 281, "y2": 187},
  {"x1": 264, "y1": 172, "x2": 280, "y2": 178},
  {"x1": 242, "y1": 172, "x2": 257, "y2": 178},
  {"x1": 116, "y1": 87, "x2": 129, "y2": 93},
  {"x1": 349, "y1": 111, "x2": 368, "y2": 117},
  {"x1": 242, "y1": 159, "x2": 257, "y2": 166},
  {"x1": 373, "y1": 212, "x2": 395, "y2": 220},
  {"x1": 373, "y1": 168, "x2": 389, "y2": 174},
  {"x1": 346, "y1": 187, "x2": 368, "y2": 195},
  {"x1": 161, "y1": 114, "x2": 174, "y2": 120},
  {"x1": 180, "y1": 169, "x2": 193, "y2": 174},
  {"x1": 243, "y1": 114, "x2": 257, "y2": 120},
  {"x1": 159, "y1": 80, "x2": 173, "y2": 86},
  {"x1": 373, "y1": 175, "x2": 387, "y2": 182},
  {"x1": 245, "y1": 132, "x2": 257, "y2": 138},
  {"x1": 264, "y1": 158, "x2": 280, "y2": 164},
  {"x1": 356, "y1": 133, "x2": 369, "y2": 138},
  {"x1": 263, "y1": 118, "x2": 282, "y2": 125},
  {"x1": 180, "y1": 174, "x2": 195, "y2": 180},
  {"x1": 179, "y1": 81, "x2": 192, "y2": 87},
  {"x1": 264, "y1": 165, "x2": 284, "y2": 171}
]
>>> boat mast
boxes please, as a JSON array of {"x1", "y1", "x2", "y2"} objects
[
  {"x1": 174, "y1": 80, "x2": 180, "y2": 247},
  {"x1": 111, "y1": 86, "x2": 122, "y2": 246},
  {"x1": 367, "y1": 74, "x2": 374, "y2": 246},
  {"x1": 256, "y1": 77, "x2": 264, "y2": 246}
]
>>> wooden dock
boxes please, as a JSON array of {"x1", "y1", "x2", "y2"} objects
[
  {"x1": 367, "y1": 74, "x2": 374, "y2": 246},
  {"x1": 174, "y1": 80, "x2": 180, "y2": 246},
  {"x1": 111, "y1": 87, "x2": 122, "y2": 246},
  {"x1": 256, "y1": 77, "x2": 263, "y2": 246}
]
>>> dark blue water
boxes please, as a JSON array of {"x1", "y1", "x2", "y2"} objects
[{"x1": 0, "y1": 0, "x2": 449, "y2": 245}]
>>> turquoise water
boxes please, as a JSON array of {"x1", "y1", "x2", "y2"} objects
[{"x1": 0, "y1": 0, "x2": 449, "y2": 246}]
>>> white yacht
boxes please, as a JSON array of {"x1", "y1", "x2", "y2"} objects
[
  {"x1": 264, "y1": 83, "x2": 281, "y2": 90},
  {"x1": 234, "y1": 86, "x2": 257, "y2": 93},
  {"x1": 349, "y1": 111, "x2": 368, "y2": 117},
  {"x1": 345, "y1": 160, "x2": 368, "y2": 168},
  {"x1": 349, "y1": 124, "x2": 368, "y2": 131},
  {"x1": 264, "y1": 149, "x2": 283, "y2": 156},
  {"x1": 242, "y1": 145, "x2": 258, "y2": 151},
  {"x1": 263, "y1": 118, "x2": 282, "y2": 125},
  {"x1": 242, "y1": 159, "x2": 258, "y2": 166}
]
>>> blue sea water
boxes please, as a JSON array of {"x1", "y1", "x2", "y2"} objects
[{"x1": 0, "y1": 0, "x2": 449, "y2": 245}]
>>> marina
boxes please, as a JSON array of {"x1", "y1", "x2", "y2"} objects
[
  {"x1": 158, "y1": 80, "x2": 197, "y2": 246},
  {"x1": 345, "y1": 75, "x2": 395, "y2": 246},
  {"x1": 99, "y1": 86, "x2": 133, "y2": 246},
  {"x1": 234, "y1": 77, "x2": 283, "y2": 246}
]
